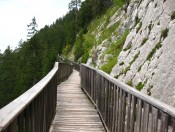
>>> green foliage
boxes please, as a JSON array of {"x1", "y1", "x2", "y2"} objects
[
  {"x1": 161, "y1": 28, "x2": 169, "y2": 39},
  {"x1": 136, "y1": 82, "x2": 144, "y2": 91},
  {"x1": 114, "y1": 0, "x2": 128, "y2": 8},
  {"x1": 74, "y1": 32, "x2": 84, "y2": 61},
  {"x1": 146, "y1": 42, "x2": 162, "y2": 61},
  {"x1": 62, "y1": 45, "x2": 72, "y2": 56},
  {"x1": 81, "y1": 52, "x2": 89, "y2": 63},
  {"x1": 0, "y1": 0, "x2": 112, "y2": 108},
  {"x1": 171, "y1": 11, "x2": 175, "y2": 20},
  {"x1": 98, "y1": 22, "x2": 120, "y2": 44},
  {"x1": 141, "y1": 38, "x2": 148, "y2": 46}
]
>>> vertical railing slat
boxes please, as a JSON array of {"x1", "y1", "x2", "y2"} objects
[
  {"x1": 151, "y1": 106, "x2": 158, "y2": 132},
  {"x1": 136, "y1": 99, "x2": 142, "y2": 132}
]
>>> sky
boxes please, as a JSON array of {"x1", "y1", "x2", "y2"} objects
[{"x1": 0, "y1": 0, "x2": 71, "y2": 53}]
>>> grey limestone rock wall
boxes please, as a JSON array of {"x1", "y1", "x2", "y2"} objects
[{"x1": 111, "y1": 0, "x2": 175, "y2": 107}]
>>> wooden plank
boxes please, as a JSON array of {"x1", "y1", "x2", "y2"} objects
[
  {"x1": 141, "y1": 102, "x2": 150, "y2": 132},
  {"x1": 160, "y1": 111, "x2": 169, "y2": 132},
  {"x1": 114, "y1": 86, "x2": 119, "y2": 132},
  {"x1": 50, "y1": 70, "x2": 105, "y2": 132},
  {"x1": 112, "y1": 85, "x2": 116, "y2": 132},
  {"x1": 151, "y1": 107, "x2": 158, "y2": 132},
  {"x1": 121, "y1": 91, "x2": 126, "y2": 132},
  {"x1": 136, "y1": 99, "x2": 142, "y2": 132},
  {"x1": 129, "y1": 95, "x2": 136, "y2": 132},
  {"x1": 117, "y1": 88, "x2": 122, "y2": 132},
  {"x1": 126, "y1": 94, "x2": 131, "y2": 132}
]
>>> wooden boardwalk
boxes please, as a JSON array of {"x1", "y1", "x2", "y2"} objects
[{"x1": 50, "y1": 70, "x2": 105, "y2": 132}]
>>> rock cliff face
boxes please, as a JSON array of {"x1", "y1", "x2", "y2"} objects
[{"x1": 87, "y1": 0, "x2": 175, "y2": 107}]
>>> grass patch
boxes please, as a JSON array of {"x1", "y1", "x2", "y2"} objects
[
  {"x1": 123, "y1": 44, "x2": 132, "y2": 51},
  {"x1": 98, "y1": 22, "x2": 120, "y2": 44},
  {"x1": 126, "y1": 80, "x2": 133, "y2": 87},
  {"x1": 161, "y1": 28, "x2": 169, "y2": 39},
  {"x1": 157, "y1": 21, "x2": 160, "y2": 25},
  {"x1": 136, "y1": 82, "x2": 144, "y2": 91},
  {"x1": 171, "y1": 11, "x2": 175, "y2": 20},
  {"x1": 141, "y1": 38, "x2": 148, "y2": 46},
  {"x1": 123, "y1": 66, "x2": 130, "y2": 74},
  {"x1": 148, "y1": 23, "x2": 152, "y2": 33},
  {"x1": 129, "y1": 51, "x2": 140, "y2": 65},
  {"x1": 100, "y1": 30, "x2": 129, "y2": 74},
  {"x1": 100, "y1": 57, "x2": 117, "y2": 74},
  {"x1": 119, "y1": 61, "x2": 124, "y2": 66},
  {"x1": 136, "y1": 22, "x2": 142, "y2": 33},
  {"x1": 147, "y1": 85, "x2": 153, "y2": 96},
  {"x1": 138, "y1": 65, "x2": 142, "y2": 72},
  {"x1": 146, "y1": 42, "x2": 162, "y2": 61},
  {"x1": 114, "y1": 74, "x2": 120, "y2": 79},
  {"x1": 135, "y1": 15, "x2": 140, "y2": 27}
]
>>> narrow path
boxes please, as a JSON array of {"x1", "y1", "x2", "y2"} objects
[{"x1": 50, "y1": 70, "x2": 105, "y2": 132}]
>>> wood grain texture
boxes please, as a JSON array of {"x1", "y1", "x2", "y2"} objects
[{"x1": 50, "y1": 70, "x2": 105, "y2": 132}]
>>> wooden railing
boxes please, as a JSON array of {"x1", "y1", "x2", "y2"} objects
[
  {"x1": 0, "y1": 62, "x2": 73, "y2": 132},
  {"x1": 57, "y1": 55, "x2": 80, "y2": 71},
  {"x1": 81, "y1": 64, "x2": 175, "y2": 132}
]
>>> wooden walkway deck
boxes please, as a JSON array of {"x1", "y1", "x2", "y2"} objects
[{"x1": 50, "y1": 70, "x2": 105, "y2": 132}]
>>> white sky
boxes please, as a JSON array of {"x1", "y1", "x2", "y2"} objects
[{"x1": 0, "y1": 0, "x2": 70, "y2": 53}]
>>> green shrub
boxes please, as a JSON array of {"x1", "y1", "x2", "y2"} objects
[
  {"x1": 138, "y1": 65, "x2": 142, "y2": 72},
  {"x1": 119, "y1": 61, "x2": 124, "y2": 66},
  {"x1": 148, "y1": 23, "x2": 152, "y2": 32},
  {"x1": 161, "y1": 28, "x2": 169, "y2": 39},
  {"x1": 136, "y1": 82, "x2": 144, "y2": 91},
  {"x1": 146, "y1": 42, "x2": 162, "y2": 61},
  {"x1": 171, "y1": 11, "x2": 175, "y2": 20},
  {"x1": 114, "y1": 74, "x2": 120, "y2": 79},
  {"x1": 141, "y1": 38, "x2": 148, "y2": 46},
  {"x1": 157, "y1": 21, "x2": 160, "y2": 25}
]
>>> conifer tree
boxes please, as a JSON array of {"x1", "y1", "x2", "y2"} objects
[{"x1": 27, "y1": 17, "x2": 38, "y2": 40}]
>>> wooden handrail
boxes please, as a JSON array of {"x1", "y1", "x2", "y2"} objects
[
  {"x1": 81, "y1": 64, "x2": 175, "y2": 132},
  {"x1": 0, "y1": 62, "x2": 73, "y2": 131}
]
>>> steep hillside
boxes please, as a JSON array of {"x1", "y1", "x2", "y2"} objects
[{"x1": 82, "y1": 0, "x2": 175, "y2": 107}]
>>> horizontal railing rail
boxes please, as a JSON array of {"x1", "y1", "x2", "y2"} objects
[
  {"x1": 0, "y1": 62, "x2": 73, "y2": 132},
  {"x1": 80, "y1": 64, "x2": 175, "y2": 132}
]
